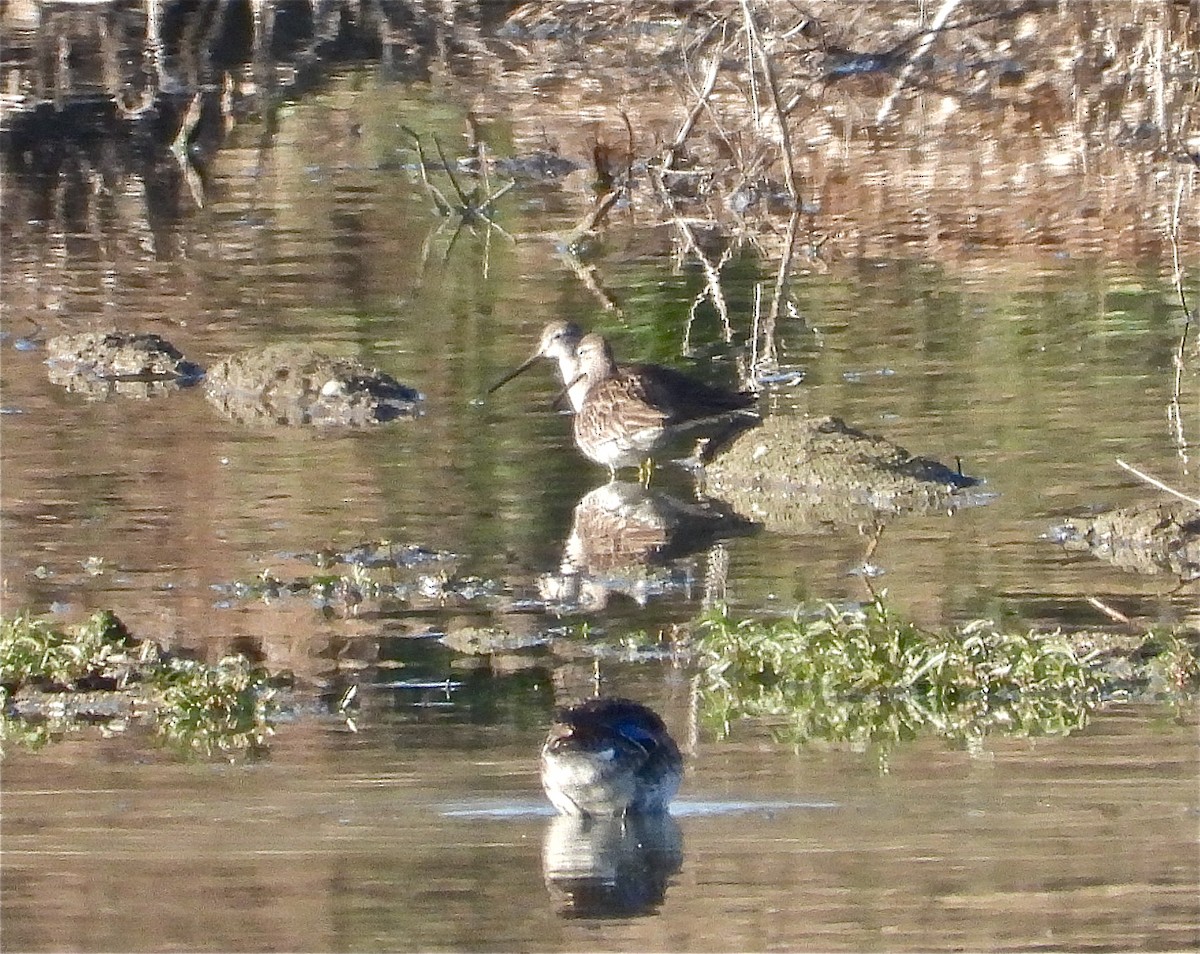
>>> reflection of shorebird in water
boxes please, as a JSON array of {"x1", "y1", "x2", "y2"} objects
[
  {"x1": 565, "y1": 333, "x2": 760, "y2": 481},
  {"x1": 489, "y1": 323, "x2": 760, "y2": 480},
  {"x1": 539, "y1": 480, "x2": 759, "y2": 612},
  {"x1": 541, "y1": 697, "x2": 683, "y2": 818}
]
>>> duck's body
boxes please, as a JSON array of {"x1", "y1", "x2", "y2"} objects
[{"x1": 541, "y1": 697, "x2": 683, "y2": 818}]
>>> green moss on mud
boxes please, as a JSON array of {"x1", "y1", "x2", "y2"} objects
[
  {"x1": 1, "y1": 611, "x2": 276, "y2": 757},
  {"x1": 694, "y1": 600, "x2": 1198, "y2": 757}
]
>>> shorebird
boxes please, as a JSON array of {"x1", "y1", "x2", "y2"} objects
[
  {"x1": 489, "y1": 321, "x2": 757, "y2": 417},
  {"x1": 487, "y1": 320, "x2": 591, "y2": 410},
  {"x1": 541, "y1": 697, "x2": 683, "y2": 817},
  {"x1": 565, "y1": 333, "x2": 759, "y2": 481}
]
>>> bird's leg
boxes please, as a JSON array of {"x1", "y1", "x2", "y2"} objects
[{"x1": 638, "y1": 458, "x2": 655, "y2": 488}]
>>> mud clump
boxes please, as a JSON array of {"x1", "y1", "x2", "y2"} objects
[
  {"x1": 705, "y1": 415, "x2": 987, "y2": 533},
  {"x1": 46, "y1": 331, "x2": 203, "y2": 399},
  {"x1": 1056, "y1": 501, "x2": 1200, "y2": 579},
  {"x1": 205, "y1": 344, "x2": 422, "y2": 427}
]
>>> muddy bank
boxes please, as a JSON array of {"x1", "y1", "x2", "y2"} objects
[
  {"x1": 1056, "y1": 501, "x2": 1200, "y2": 580},
  {"x1": 3, "y1": 2, "x2": 1194, "y2": 274},
  {"x1": 204, "y1": 344, "x2": 422, "y2": 426},
  {"x1": 705, "y1": 415, "x2": 987, "y2": 533},
  {"x1": 46, "y1": 331, "x2": 203, "y2": 399}
]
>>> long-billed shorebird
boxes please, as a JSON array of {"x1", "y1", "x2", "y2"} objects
[
  {"x1": 565, "y1": 333, "x2": 759, "y2": 481},
  {"x1": 487, "y1": 320, "x2": 591, "y2": 410},
  {"x1": 488, "y1": 322, "x2": 760, "y2": 481}
]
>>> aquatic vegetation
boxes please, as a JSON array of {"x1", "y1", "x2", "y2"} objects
[
  {"x1": 0, "y1": 610, "x2": 138, "y2": 693},
  {"x1": 694, "y1": 600, "x2": 1198, "y2": 756},
  {"x1": 1, "y1": 611, "x2": 276, "y2": 758},
  {"x1": 211, "y1": 542, "x2": 497, "y2": 615},
  {"x1": 153, "y1": 656, "x2": 276, "y2": 757}
]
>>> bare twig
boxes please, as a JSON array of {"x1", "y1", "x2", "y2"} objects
[
  {"x1": 767, "y1": 209, "x2": 802, "y2": 328},
  {"x1": 684, "y1": 218, "x2": 733, "y2": 338},
  {"x1": 749, "y1": 280, "x2": 767, "y2": 375},
  {"x1": 557, "y1": 191, "x2": 625, "y2": 315},
  {"x1": 665, "y1": 48, "x2": 723, "y2": 171},
  {"x1": 467, "y1": 111, "x2": 491, "y2": 202},
  {"x1": 653, "y1": 171, "x2": 733, "y2": 339},
  {"x1": 480, "y1": 180, "x2": 517, "y2": 211},
  {"x1": 403, "y1": 124, "x2": 515, "y2": 246},
  {"x1": 739, "y1": 0, "x2": 800, "y2": 202},
  {"x1": 620, "y1": 109, "x2": 635, "y2": 189},
  {"x1": 560, "y1": 251, "x2": 625, "y2": 316},
  {"x1": 875, "y1": 0, "x2": 963, "y2": 124},
  {"x1": 745, "y1": 209, "x2": 803, "y2": 382},
  {"x1": 1116, "y1": 459, "x2": 1200, "y2": 507},
  {"x1": 432, "y1": 134, "x2": 473, "y2": 207},
  {"x1": 564, "y1": 189, "x2": 622, "y2": 247},
  {"x1": 1166, "y1": 171, "x2": 1194, "y2": 468},
  {"x1": 1085, "y1": 596, "x2": 1134, "y2": 627},
  {"x1": 683, "y1": 241, "x2": 737, "y2": 348},
  {"x1": 401, "y1": 125, "x2": 453, "y2": 214}
]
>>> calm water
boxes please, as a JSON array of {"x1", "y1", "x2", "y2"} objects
[
  {"x1": 3, "y1": 701, "x2": 1197, "y2": 951},
  {"x1": 2, "y1": 5, "x2": 1199, "y2": 950}
]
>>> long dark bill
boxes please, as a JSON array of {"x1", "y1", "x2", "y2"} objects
[
  {"x1": 551, "y1": 372, "x2": 587, "y2": 412},
  {"x1": 486, "y1": 353, "x2": 541, "y2": 396}
]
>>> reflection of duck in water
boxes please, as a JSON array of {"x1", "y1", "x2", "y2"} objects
[
  {"x1": 541, "y1": 698, "x2": 683, "y2": 818},
  {"x1": 539, "y1": 479, "x2": 759, "y2": 611},
  {"x1": 543, "y1": 812, "x2": 683, "y2": 919}
]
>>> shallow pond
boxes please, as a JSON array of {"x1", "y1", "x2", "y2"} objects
[{"x1": 1, "y1": 1, "x2": 1198, "y2": 950}]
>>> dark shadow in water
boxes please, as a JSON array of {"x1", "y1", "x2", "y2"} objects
[{"x1": 542, "y1": 813, "x2": 684, "y2": 920}]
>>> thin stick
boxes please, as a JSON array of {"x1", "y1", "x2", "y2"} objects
[
  {"x1": 481, "y1": 179, "x2": 516, "y2": 210},
  {"x1": 740, "y1": 0, "x2": 799, "y2": 201},
  {"x1": 559, "y1": 250, "x2": 624, "y2": 316},
  {"x1": 655, "y1": 174, "x2": 732, "y2": 341},
  {"x1": 738, "y1": 5, "x2": 760, "y2": 127},
  {"x1": 1085, "y1": 596, "x2": 1133, "y2": 627},
  {"x1": 665, "y1": 49, "x2": 723, "y2": 171},
  {"x1": 401, "y1": 125, "x2": 453, "y2": 215},
  {"x1": 432, "y1": 134, "x2": 472, "y2": 207},
  {"x1": 684, "y1": 241, "x2": 737, "y2": 346},
  {"x1": 1116, "y1": 459, "x2": 1200, "y2": 507},
  {"x1": 875, "y1": 0, "x2": 963, "y2": 124},
  {"x1": 1166, "y1": 172, "x2": 1194, "y2": 467},
  {"x1": 749, "y1": 279, "x2": 763, "y2": 378},
  {"x1": 767, "y1": 209, "x2": 802, "y2": 329},
  {"x1": 564, "y1": 188, "x2": 621, "y2": 246}
]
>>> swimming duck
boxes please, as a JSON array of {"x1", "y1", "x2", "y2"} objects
[{"x1": 541, "y1": 697, "x2": 683, "y2": 818}]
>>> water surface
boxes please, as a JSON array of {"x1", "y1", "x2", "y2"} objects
[{"x1": 1, "y1": 2, "x2": 1197, "y2": 950}]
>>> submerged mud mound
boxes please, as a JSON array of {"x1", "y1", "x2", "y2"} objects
[
  {"x1": 46, "y1": 331, "x2": 203, "y2": 399},
  {"x1": 705, "y1": 415, "x2": 986, "y2": 532},
  {"x1": 205, "y1": 344, "x2": 422, "y2": 427},
  {"x1": 1057, "y1": 501, "x2": 1200, "y2": 580}
]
